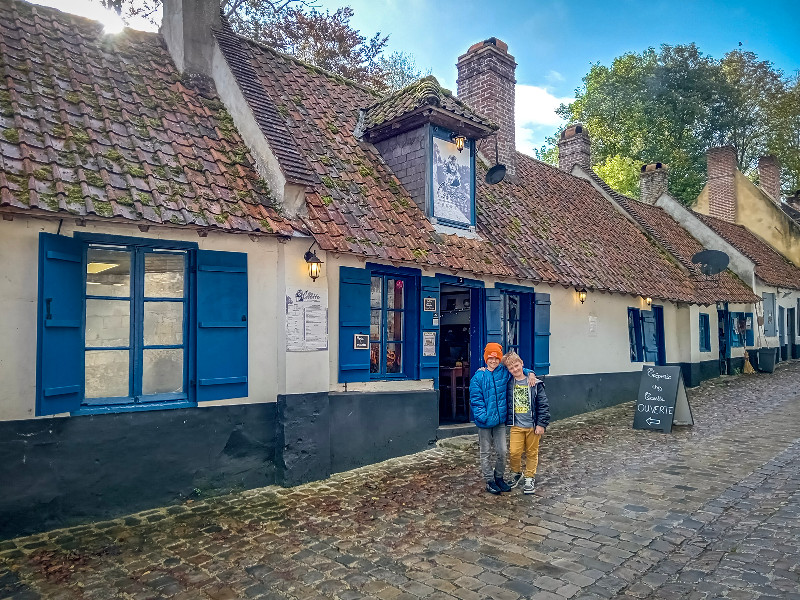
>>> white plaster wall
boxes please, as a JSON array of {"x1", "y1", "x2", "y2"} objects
[{"x1": 0, "y1": 216, "x2": 282, "y2": 422}]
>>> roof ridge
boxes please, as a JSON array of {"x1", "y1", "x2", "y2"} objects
[{"x1": 238, "y1": 34, "x2": 382, "y2": 98}]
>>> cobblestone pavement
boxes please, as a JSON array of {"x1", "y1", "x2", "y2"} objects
[{"x1": 2, "y1": 362, "x2": 800, "y2": 600}]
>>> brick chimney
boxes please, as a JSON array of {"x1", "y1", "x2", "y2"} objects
[
  {"x1": 707, "y1": 146, "x2": 738, "y2": 223},
  {"x1": 457, "y1": 38, "x2": 517, "y2": 177},
  {"x1": 558, "y1": 124, "x2": 591, "y2": 172},
  {"x1": 160, "y1": 0, "x2": 221, "y2": 76},
  {"x1": 758, "y1": 155, "x2": 781, "y2": 203},
  {"x1": 639, "y1": 163, "x2": 668, "y2": 204}
]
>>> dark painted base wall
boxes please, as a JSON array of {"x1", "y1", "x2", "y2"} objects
[
  {"x1": 329, "y1": 390, "x2": 439, "y2": 473},
  {"x1": 0, "y1": 404, "x2": 278, "y2": 540},
  {"x1": 543, "y1": 371, "x2": 642, "y2": 421},
  {"x1": 676, "y1": 360, "x2": 720, "y2": 388}
]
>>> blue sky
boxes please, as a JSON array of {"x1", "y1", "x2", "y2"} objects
[{"x1": 35, "y1": 0, "x2": 800, "y2": 155}]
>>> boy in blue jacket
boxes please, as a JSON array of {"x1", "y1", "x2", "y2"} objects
[{"x1": 470, "y1": 342, "x2": 537, "y2": 494}]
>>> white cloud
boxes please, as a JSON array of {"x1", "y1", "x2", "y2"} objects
[{"x1": 515, "y1": 84, "x2": 573, "y2": 156}]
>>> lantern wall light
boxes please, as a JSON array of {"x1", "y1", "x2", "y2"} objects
[
  {"x1": 577, "y1": 288, "x2": 587, "y2": 304},
  {"x1": 304, "y1": 242, "x2": 323, "y2": 281},
  {"x1": 645, "y1": 296, "x2": 652, "y2": 307},
  {"x1": 450, "y1": 133, "x2": 467, "y2": 152}
]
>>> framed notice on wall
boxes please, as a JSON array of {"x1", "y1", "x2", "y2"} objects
[
  {"x1": 422, "y1": 331, "x2": 437, "y2": 357},
  {"x1": 286, "y1": 289, "x2": 328, "y2": 351}
]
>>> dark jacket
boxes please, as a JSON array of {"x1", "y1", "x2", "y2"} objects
[
  {"x1": 505, "y1": 378, "x2": 550, "y2": 429},
  {"x1": 469, "y1": 364, "x2": 529, "y2": 428}
]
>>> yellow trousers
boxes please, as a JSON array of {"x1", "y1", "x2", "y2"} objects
[{"x1": 509, "y1": 426, "x2": 541, "y2": 477}]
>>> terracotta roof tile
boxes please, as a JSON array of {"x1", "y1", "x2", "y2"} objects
[
  {"x1": 0, "y1": 0, "x2": 299, "y2": 236},
  {"x1": 695, "y1": 213, "x2": 800, "y2": 290}
]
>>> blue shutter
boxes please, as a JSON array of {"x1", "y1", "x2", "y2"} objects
[
  {"x1": 745, "y1": 312, "x2": 754, "y2": 346},
  {"x1": 338, "y1": 266, "x2": 371, "y2": 382},
  {"x1": 419, "y1": 277, "x2": 439, "y2": 384},
  {"x1": 698, "y1": 314, "x2": 707, "y2": 352},
  {"x1": 196, "y1": 250, "x2": 248, "y2": 401},
  {"x1": 485, "y1": 288, "x2": 503, "y2": 349},
  {"x1": 778, "y1": 306, "x2": 785, "y2": 345},
  {"x1": 533, "y1": 292, "x2": 551, "y2": 375},
  {"x1": 641, "y1": 310, "x2": 659, "y2": 362},
  {"x1": 36, "y1": 233, "x2": 84, "y2": 416}
]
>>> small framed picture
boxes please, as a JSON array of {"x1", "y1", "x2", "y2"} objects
[
  {"x1": 354, "y1": 334, "x2": 369, "y2": 350},
  {"x1": 423, "y1": 297, "x2": 437, "y2": 312}
]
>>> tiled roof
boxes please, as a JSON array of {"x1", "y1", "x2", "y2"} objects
[
  {"x1": 361, "y1": 76, "x2": 496, "y2": 133},
  {"x1": 580, "y1": 169, "x2": 758, "y2": 304},
  {"x1": 240, "y1": 37, "x2": 759, "y2": 303},
  {"x1": 0, "y1": 0, "x2": 297, "y2": 236},
  {"x1": 695, "y1": 213, "x2": 800, "y2": 290}
]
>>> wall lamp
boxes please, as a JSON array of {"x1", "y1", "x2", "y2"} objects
[
  {"x1": 450, "y1": 133, "x2": 467, "y2": 152},
  {"x1": 304, "y1": 242, "x2": 323, "y2": 281},
  {"x1": 645, "y1": 296, "x2": 652, "y2": 307},
  {"x1": 577, "y1": 288, "x2": 587, "y2": 304}
]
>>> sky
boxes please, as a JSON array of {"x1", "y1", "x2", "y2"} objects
[{"x1": 30, "y1": 0, "x2": 800, "y2": 156}]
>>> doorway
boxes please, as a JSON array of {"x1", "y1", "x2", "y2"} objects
[
  {"x1": 718, "y1": 305, "x2": 729, "y2": 375},
  {"x1": 438, "y1": 285, "x2": 480, "y2": 423},
  {"x1": 789, "y1": 307, "x2": 797, "y2": 359}
]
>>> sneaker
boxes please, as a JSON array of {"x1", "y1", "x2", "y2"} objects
[
  {"x1": 494, "y1": 475, "x2": 511, "y2": 493},
  {"x1": 523, "y1": 477, "x2": 536, "y2": 495},
  {"x1": 486, "y1": 479, "x2": 502, "y2": 495},
  {"x1": 508, "y1": 472, "x2": 523, "y2": 489}
]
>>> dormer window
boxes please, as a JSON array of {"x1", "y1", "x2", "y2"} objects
[{"x1": 431, "y1": 126, "x2": 474, "y2": 229}]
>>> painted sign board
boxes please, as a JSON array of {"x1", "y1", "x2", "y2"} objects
[{"x1": 633, "y1": 365, "x2": 694, "y2": 433}]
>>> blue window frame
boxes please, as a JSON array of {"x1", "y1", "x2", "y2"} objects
[
  {"x1": 36, "y1": 232, "x2": 248, "y2": 416},
  {"x1": 699, "y1": 313, "x2": 711, "y2": 352}
]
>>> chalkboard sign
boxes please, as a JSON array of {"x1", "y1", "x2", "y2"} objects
[{"x1": 633, "y1": 365, "x2": 694, "y2": 433}]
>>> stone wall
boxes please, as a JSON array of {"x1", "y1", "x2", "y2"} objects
[{"x1": 374, "y1": 126, "x2": 428, "y2": 213}]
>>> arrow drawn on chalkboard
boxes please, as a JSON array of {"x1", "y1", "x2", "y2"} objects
[{"x1": 646, "y1": 417, "x2": 661, "y2": 426}]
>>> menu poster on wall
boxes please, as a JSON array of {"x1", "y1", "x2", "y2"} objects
[
  {"x1": 422, "y1": 331, "x2": 437, "y2": 357},
  {"x1": 286, "y1": 289, "x2": 328, "y2": 351}
]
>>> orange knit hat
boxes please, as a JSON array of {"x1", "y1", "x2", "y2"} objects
[{"x1": 483, "y1": 342, "x2": 503, "y2": 363}]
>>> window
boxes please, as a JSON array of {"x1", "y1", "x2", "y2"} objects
[
  {"x1": 84, "y1": 244, "x2": 187, "y2": 404},
  {"x1": 699, "y1": 313, "x2": 711, "y2": 352},
  {"x1": 37, "y1": 233, "x2": 248, "y2": 416},
  {"x1": 628, "y1": 308, "x2": 643, "y2": 362},
  {"x1": 370, "y1": 275, "x2": 409, "y2": 376},
  {"x1": 502, "y1": 292, "x2": 521, "y2": 355},
  {"x1": 729, "y1": 312, "x2": 746, "y2": 348}
]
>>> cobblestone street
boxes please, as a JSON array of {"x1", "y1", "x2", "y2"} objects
[{"x1": 2, "y1": 362, "x2": 800, "y2": 600}]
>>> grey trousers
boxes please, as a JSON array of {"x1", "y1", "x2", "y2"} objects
[{"x1": 478, "y1": 424, "x2": 507, "y2": 481}]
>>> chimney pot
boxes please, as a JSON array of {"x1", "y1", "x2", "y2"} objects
[
  {"x1": 557, "y1": 123, "x2": 590, "y2": 172},
  {"x1": 457, "y1": 38, "x2": 517, "y2": 177},
  {"x1": 639, "y1": 163, "x2": 668, "y2": 204},
  {"x1": 758, "y1": 155, "x2": 781, "y2": 203}
]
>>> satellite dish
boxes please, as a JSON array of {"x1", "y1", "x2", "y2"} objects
[
  {"x1": 691, "y1": 249, "x2": 729, "y2": 276},
  {"x1": 485, "y1": 164, "x2": 506, "y2": 184}
]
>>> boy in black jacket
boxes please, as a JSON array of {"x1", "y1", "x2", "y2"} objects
[{"x1": 503, "y1": 351, "x2": 550, "y2": 494}]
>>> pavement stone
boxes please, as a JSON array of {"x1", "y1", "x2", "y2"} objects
[{"x1": 2, "y1": 362, "x2": 800, "y2": 599}]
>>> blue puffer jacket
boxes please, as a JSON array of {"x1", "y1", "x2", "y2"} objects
[{"x1": 469, "y1": 364, "x2": 529, "y2": 428}]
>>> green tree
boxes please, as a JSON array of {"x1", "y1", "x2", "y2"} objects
[
  {"x1": 767, "y1": 73, "x2": 800, "y2": 193},
  {"x1": 556, "y1": 44, "x2": 796, "y2": 204}
]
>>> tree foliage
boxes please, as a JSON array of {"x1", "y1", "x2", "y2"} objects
[
  {"x1": 99, "y1": 0, "x2": 422, "y2": 92},
  {"x1": 556, "y1": 44, "x2": 800, "y2": 204}
]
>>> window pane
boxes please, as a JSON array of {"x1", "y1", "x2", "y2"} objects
[
  {"x1": 85, "y1": 350, "x2": 129, "y2": 398},
  {"x1": 388, "y1": 311, "x2": 403, "y2": 341},
  {"x1": 387, "y1": 279, "x2": 404, "y2": 309},
  {"x1": 86, "y1": 247, "x2": 130, "y2": 297},
  {"x1": 144, "y1": 301, "x2": 184, "y2": 346},
  {"x1": 370, "y1": 343, "x2": 380, "y2": 373},
  {"x1": 142, "y1": 348, "x2": 184, "y2": 395},
  {"x1": 86, "y1": 299, "x2": 130, "y2": 347},
  {"x1": 370, "y1": 309, "x2": 381, "y2": 341},
  {"x1": 145, "y1": 253, "x2": 185, "y2": 298},
  {"x1": 386, "y1": 343, "x2": 402, "y2": 374},
  {"x1": 370, "y1": 277, "x2": 382, "y2": 308}
]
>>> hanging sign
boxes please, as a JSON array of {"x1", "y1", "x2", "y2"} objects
[{"x1": 633, "y1": 365, "x2": 694, "y2": 433}]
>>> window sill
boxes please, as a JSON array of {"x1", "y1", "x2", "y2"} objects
[{"x1": 74, "y1": 399, "x2": 196, "y2": 416}]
